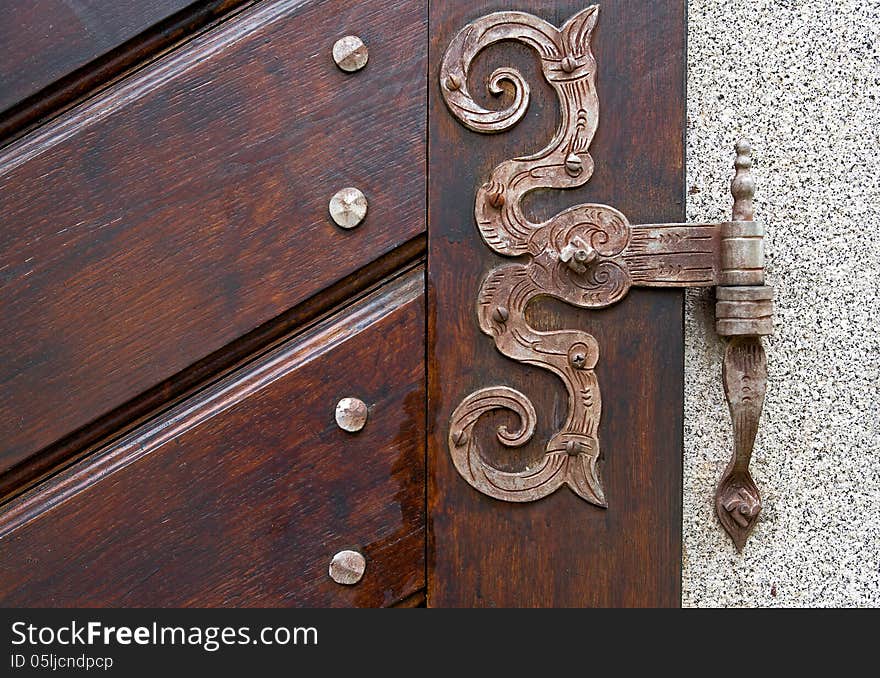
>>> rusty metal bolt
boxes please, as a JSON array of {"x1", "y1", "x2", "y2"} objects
[
  {"x1": 564, "y1": 153, "x2": 583, "y2": 176},
  {"x1": 492, "y1": 306, "x2": 509, "y2": 323},
  {"x1": 482, "y1": 181, "x2": 506, "y2": 209},
  {"x1": 332, "y1": 35, "x2": 369, "y2": 73},
  {"x1": 560, "y1": 237, "x2": 598, "y2": 275}
]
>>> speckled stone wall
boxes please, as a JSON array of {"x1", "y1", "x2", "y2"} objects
[{"x1": 684, "y1": 0, "x2": 880, "y2": 606}]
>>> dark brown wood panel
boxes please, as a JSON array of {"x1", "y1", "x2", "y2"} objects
[
  {"x1": 0, "y1": 269, "x2": 425, "y2": 607},
  {"x1": 428, "y1": 0, "x2": 685, "y2": 607},
  {"x1": 0, "y1": 1, "x2": 253, "y2": 143},
  {"x1": 0, "y1": 234, "x2": 425, "y2": 502},
  {"x1": 0, "y1": 0, "x2": 197, "y2": 113},
  {"x1": 0, "y1": 0, "x2": 427, "y2": 478}
]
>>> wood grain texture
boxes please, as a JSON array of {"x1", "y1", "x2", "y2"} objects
[
  {"x1": 0, "y1": 0, "x2": 196, "y2": 113},
  {"x1": 391, "y1": 589, "x2": 426, "y2": 608},
  {"x1": 0, "y1": 234, "x2": 425, "y2": 503},
  {"x1": 0, "y1": 1, "x2": 253, "y2": 141},
  {"x1": 0, "y1": 0, "x2": 427, "y2": 478},
  {"x1": 0, "y1": 269, "x2": 425, "y2": 607},
  {"x1": 428, "y1": 0, "x2": 685, "y2": 607}
]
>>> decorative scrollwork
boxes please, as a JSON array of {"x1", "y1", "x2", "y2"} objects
[
  {"x1": 443, "y1": 6, "x2": 612, "y2": 507},
  {"x1": 442, "y1": 6, "x2": 605, "y2": 258},
  {"x1": 442, "y1": 7, "x2": 772, "y2": 552}
]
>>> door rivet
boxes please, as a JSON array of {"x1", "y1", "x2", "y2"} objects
[
  {"x1": 335, "y1": 397, "x2": 368, "y2": 432},
  {"x1": 329, "y1": 550, "x2": 366, "y2": 585},
  {"x1": 565, "y1": 440, "x2": 582, "y2": 456},
  {"x1": 329, "y1": 187, "x2": 368, "y2": 229},
  {"x1": 492, "y1": 306, "x2": 509, "y2": 323},
  {"x1": 564, "y1": 153, "x2": 583, "y2": 176},
  {"x1": 332, "y1": 35, "x2": 369, "y2": 73}
]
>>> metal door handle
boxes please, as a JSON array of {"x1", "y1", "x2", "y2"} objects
[{"x1": 440, "y1": 5, "x2": 773, "y2": 550}]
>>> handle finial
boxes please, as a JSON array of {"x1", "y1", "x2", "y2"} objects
[{"x1": 731, "y1": 139, "x2": 755, "y2": 221}]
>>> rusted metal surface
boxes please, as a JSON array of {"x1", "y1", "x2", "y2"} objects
[
  {"x1": 714, "y1": 141, "x2": 774, "y2": 551},
  {"x1": 442, "y1": 6, "x2": 610, "y2": 505},
  {"x1": 716, "y1": 286, "x2": 774, "y2": 337},
  {"x1": 439, "y1": 6, "x2": 774, "y2": 549},
  {"x1": 716, "y1": 337, "x2": 767, "y2": 551}
]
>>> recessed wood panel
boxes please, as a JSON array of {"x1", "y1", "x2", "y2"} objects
[
  {"x1": 0, "y1": 0, "x2": 253, "y2": 127},
  {"x1": 0, "y1": 0, "x2": 427, "y2": 477},
  {"x1": 428, "y1": 0, "x2": 684, "y2": 607},
  {"x1": 0, "y1": 1, "x2": 252, "y2": 142},
  {"x1": 0, "y1": 270, "x2": 425, "y2": 607},
  {"x1": 0, "y1": 0, "x2": 197, "y2": 113}
]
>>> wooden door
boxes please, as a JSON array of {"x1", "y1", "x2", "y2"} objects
[
  {"x1": 0, "y1": 0, "x2": 686, "y2": 607},
  {"x1": 0, "y1": 0, "x2": 428, "y2": 608},
  {"x1": 428, "y1": 0, "x2": 685, "y2": 607}
]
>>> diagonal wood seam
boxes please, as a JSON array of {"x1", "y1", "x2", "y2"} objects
[{"x1": 0, "y1": 270, "x2": 424, "y2": 540}]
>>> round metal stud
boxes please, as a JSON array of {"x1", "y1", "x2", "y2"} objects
[
  {"x1": 488, "y1": 189, "x2": 505, "y2": 209},
  {"x1": 564, "y1": 153, "x2": 583, "y2": 176},
  {"x1": 567, "y1": 341, "x2": 595, "y2": 371},
  {"x1": 491, "y1": 306, "x2": 509, "y2": 323},
  {"x1": 335, "y1": 397, "x2": 368, "y2": 432},
  {"x1": 329, "y1": 550, "x2": 366, "y2": 585},
  {"x1": 332, "y1": 35, "x2": 369, "y2": 73},
  {"x1": 329, "y1": 187, "x2": 368, "y2": 229}
]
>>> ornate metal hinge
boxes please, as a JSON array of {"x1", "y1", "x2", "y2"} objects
[{"x1": 440, "y1": 5, "x2": 774, "y2": 551}]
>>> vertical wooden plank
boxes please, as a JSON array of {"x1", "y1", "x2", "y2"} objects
[{"x1": 428, "y1": 0, "x2": 685, "y2": 607}]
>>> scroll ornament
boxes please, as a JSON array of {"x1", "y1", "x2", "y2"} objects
[{"x1": 441, "y1": 5, "x2": 773, "y2": 550}]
